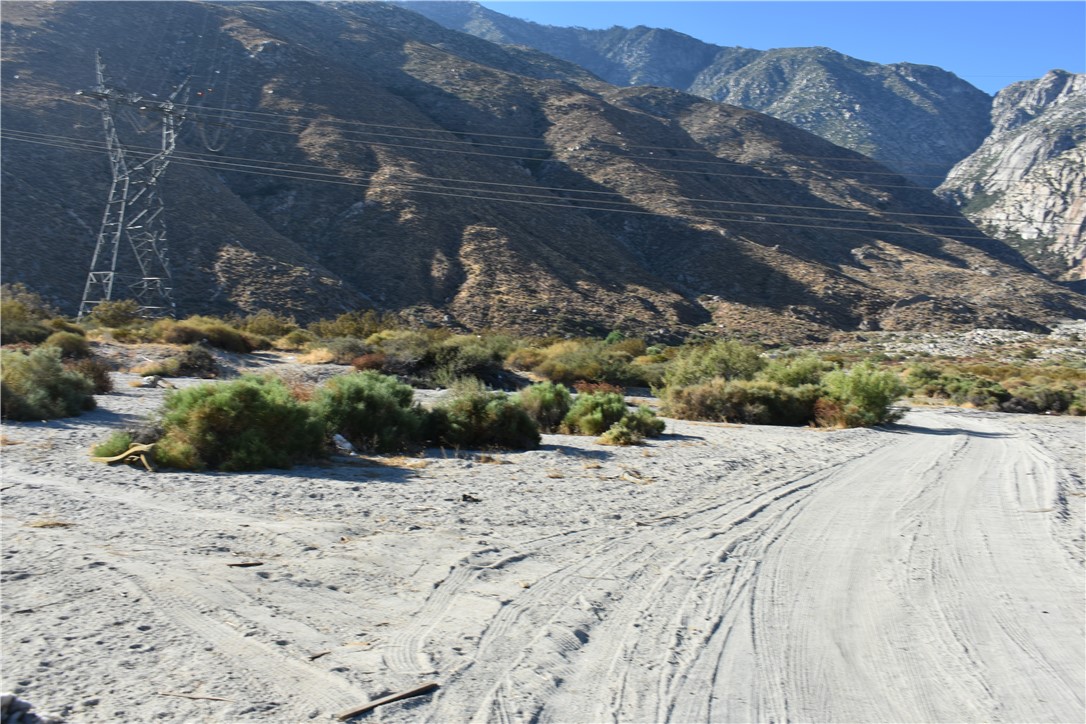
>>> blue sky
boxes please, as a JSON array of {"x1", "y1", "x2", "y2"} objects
[{"x1": 475, "y1": 1, "x2": 1086, "y2": 94}]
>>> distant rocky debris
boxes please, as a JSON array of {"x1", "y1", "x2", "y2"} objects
[
  {"x1": 937, "y1": 70, "x2": 1086, "y2": 281},
  {"x1": 399, "y1": 1, "x2": 993, "y2": 186}
]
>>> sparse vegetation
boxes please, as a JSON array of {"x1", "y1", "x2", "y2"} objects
[{"x1": 662, "y1": 339, "x2": 766, "y2": 389}]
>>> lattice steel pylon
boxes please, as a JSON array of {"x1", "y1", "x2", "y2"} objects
[{"x1": 78, "y1": 51, "x2": 188, "y2": 319}]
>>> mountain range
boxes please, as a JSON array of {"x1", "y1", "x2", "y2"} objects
[{"x1": 1, "y1": 1, "x2": 1082, "y2": 340}]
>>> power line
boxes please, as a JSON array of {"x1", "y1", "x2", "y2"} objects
[
  {"x1": 6, "y1": 127, "x2": 1075, "y2": 231},
  {"x1": 4, "y1": 129, "x2": 1042, "y2": 242}
]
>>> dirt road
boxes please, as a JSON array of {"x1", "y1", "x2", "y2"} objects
[{"x1": 2, "y1": 388, "x2": 1082, "y2": 722}]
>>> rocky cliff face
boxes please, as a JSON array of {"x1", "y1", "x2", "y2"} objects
[
  {"x1": 2, "y1": 1, "x2": 1082, "y2": 339},
  {"x1": 937, "y1": 71, "x2": 1086, "y2": 280},
  {"x1": 400, "y1": 1, "x2": 993, "y2": 186}
]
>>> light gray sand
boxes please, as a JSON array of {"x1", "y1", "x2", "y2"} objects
[{"x1": 2, "y1": 373, "x2": 1083, "y2": 722}]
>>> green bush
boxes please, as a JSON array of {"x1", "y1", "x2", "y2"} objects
[
  {"x1": 821, "y1": 362, "x2": 907, "y2": 426},
  {"x1": 662, "y1": 379, "x2": 820, "y2": 425},
  {"x1": 757, "y1": 353, "x2": 829, "y2": 387},
  {"x1": 561, "y1": 391, "x2": 630, "y2": 435},
  {"x1": 43, "y1": 331, "x2": 91, "y2": 358},
  {"x1": 516, "y1": 381, "x2": 572, "y2": 433},
  {"x1": 87, "y1": 298, "x2": 141, "y2": 328},
  {"x1": 1, "y1": 347, "x2": 96, "y2": 420},
  {"x1": 92, "y1": 430, "x2": 134, "y2": 458},
  {"x1": 597, "y1": 419, "x2": 643, "y2": 446},
  {"x1": 662, "y1": 340, "x2": 765, "y2": 389},
  {"x1": 155, "y1": 375, "x2": 323, "y2": 471},
  {"x1": 429, "y1": 379, "x2": 540, "y2": 450},
  {"x1": 623, "y1": 405, "x2": 666, "y2": 437},
  {"x1": 309, "y1": 371, "x2": 425, "y2": 453}
]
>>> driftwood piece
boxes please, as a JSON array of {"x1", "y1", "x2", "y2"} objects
[
  {"x1": 225, "y1": 561, "x2": 264, "y2": 568},
  {"x1": 156, "y1": 691, "x2": 234, "y2": 702},
  {"x1": 335, "y1": 682, "x2": 439, "y2": 721},
  {"x1": 90, "y1": 442, "x2": 156, "y2": 472}
]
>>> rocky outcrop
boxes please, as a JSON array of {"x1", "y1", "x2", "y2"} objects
[
  {"x1": 937, "y1": 71, "x2": 1086, "y2": 280},
  {"x1": 400, "y1": 1, "x2": 993, "y2": 186}
]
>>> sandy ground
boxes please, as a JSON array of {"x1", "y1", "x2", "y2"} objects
[{"x1": 1, "y1": 371, "x2": 1083, "y2": 723}]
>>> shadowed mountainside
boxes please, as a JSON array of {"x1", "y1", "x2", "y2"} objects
[{"x1": 2, "y1": 1, "x2": 1082, "y2": 340}]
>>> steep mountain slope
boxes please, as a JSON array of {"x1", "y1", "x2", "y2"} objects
[
  {"x1": 1, "y1": 1, "x2": 1081, "y2": 339},
  {"x1": 400, "y1": 1, "x2": 993, "y2": 186},
  {"x1": 937, "y1": 70, "x2": 1085, "y2": 281}
]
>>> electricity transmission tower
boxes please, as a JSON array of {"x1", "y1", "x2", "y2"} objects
[{"x1": 78, "y1": 51, "x2": 187, "y2": 319}]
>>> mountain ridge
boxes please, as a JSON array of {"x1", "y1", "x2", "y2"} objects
[{"x1": 399, "y1": 0, "x2": 994, "y2": 186}]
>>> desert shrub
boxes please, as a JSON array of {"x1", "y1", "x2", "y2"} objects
[
  {"x1": 561, "y1": 392, "x2": 630, "y2": 436},
  {"x1": 531, "y1": 339, "x2": 649, "y2": 386},
  {"x1": 133, "y1": 358, "x2": 181, "y2": 377},
  {"x1": 608, "y1": 337, "x2": 647, "y2": 358},
  {"x1": 821, "y1": 362, "x2": 907, "y2": 426},
  {"x1": 87, "y1": 298, "x2": 141, "y2": 328},
  {"x1": 516, "y1": 381, "x2": 572, "y2": 433},
  {"x1": 624, "y1": 405, "x2": 666, "y2": 436},
  {"x1": 597, "y1": 419, "x2": 643, "y2": 446},
  {"x1": 1, "y1": 347, "x2": 96, "y2": 420},
  {"x1": 150, "y1": 316, "x2": 261, "y2": 354},
  {"x1": 133, "y1": 344, "x2": 217, "y2": 378},
  {"x1": 0, "y1": 318, "x2": 50, "y2": 345},
  {"x1": 155, "y1": 375, "x2": 323, "y2": 471},
  {"x1": 309, "y1": 371, "x2": 425, "y2": 453},
  {"x1": 0, "y1": 284, "x2": 53, "y2": 344},
  {"x1": 274, "y1": 329, "x2": 316, "y2": 350},
  {"x1": 429, "y1": 379, "x2": 540, "y2": 450},
  {"x1": 758, "y1": 353, "x2": 830, "y2": 387},
  {"x1": 506, "y1": 345, "x2": 546, "y2": 371},
  {"x1": 662, "y1": 379, "x2": 820, "y2": 425},
  {"x1": 903, "y1": 362, "x2": 944, "y2": 395},
  {"x1": 46, "y1": 318, "x2": 86, "y2": 336},
  {"x1": 366, "y1": 328, "x2": 445, "y2": 376},
  {"x1": 174, "y1": 344, "x2": 218, "y2": 378},
  {"x1": 308, "y1": 309, "x2": 394, "y2": 339},
  {"x1": 431, "y1": 334, "x2": 513, "y2": 383},
  {"x1": 573, "y1": 380, "x2": 624, "y2": 396},
  {"x1": 351, "y1": 352, "x2": 389, "y2": 372},
  {"x1": 321, "y1": 337, "x2": 370, "y2": 364},
  {"x1": 236, "y1": 309, "x2": 298, "y2": 338},
  {"x1": 43, "y1": 331, "x2": 91, "y2": 358},
  {"x1": 662, "y1": 339, "x2": 765, "y2": 389},
  {"x1": 999, "y1": 382, "x2": 1077, "y2": 414},
  {"x1": 65, "y1": 356, "x2": 114, "y2": 393},
  {"x1": 92, "y1": 430, "x2": 134, "y2": 458},
  {"x1": 941, "y1": 374, "x2": 1010, "y2": 409}
]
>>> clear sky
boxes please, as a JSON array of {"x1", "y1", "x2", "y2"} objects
[{"x1": 475, "y1": 1, "x2": 1086, "y2": 94}]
